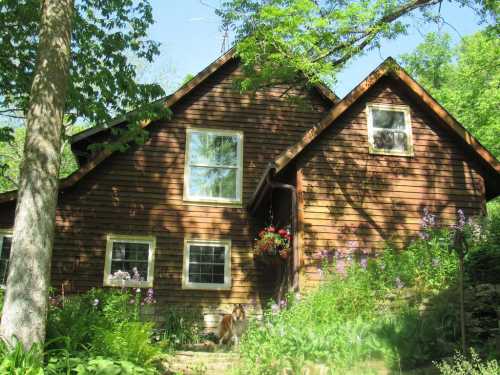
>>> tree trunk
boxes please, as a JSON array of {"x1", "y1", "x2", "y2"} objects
[{"x1": 0, "y1": 0, "x2": 73, "y2": 349}]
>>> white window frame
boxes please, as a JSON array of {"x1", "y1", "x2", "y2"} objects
[
  {"x1": 183, "y1": 128, "x2": 244, "y2": 205},
  {"x1": 366, "y1": 103, "x2": 414, "y2": 156},
  {"x1": 182, "y1": 238, "x2": 231, "y2": 291},
  {"x1": 0, "y1": 229, "x2": 12, "y2": 288},
  {"x1": 103, "y1": 234, "x2": 156, "y2": 288}
]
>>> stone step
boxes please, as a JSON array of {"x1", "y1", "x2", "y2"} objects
[{"x1": 164, "y1": 350, "x2": 240, "y2": 375}]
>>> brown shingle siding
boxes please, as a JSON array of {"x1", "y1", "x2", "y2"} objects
[{"x1": 297, "y1": 78, "x2": 486, "y2": 289}]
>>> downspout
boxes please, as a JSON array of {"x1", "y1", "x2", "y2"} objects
[{"x1": 266, "y1": 173, "x2": 299, "y2": 292}]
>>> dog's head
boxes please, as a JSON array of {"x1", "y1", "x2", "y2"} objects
[{"x1": 232, "y1": 303, "x2": 246, "y2": 321}]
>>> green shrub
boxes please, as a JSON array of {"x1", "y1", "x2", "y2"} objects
[
  {"x1": 465, "y1": 212, "x2": 500, "y2": 284},
  {"x1": 435, "y1": 349, "x2": 499, "y2": 375},
  {"x1": 46, "y1": 288, "x2": 164, "y2": 372},
  {"x1": 90, "y1": 321, "x2": 162, "y2": 365},
  {"x1": 45, "y1": 355, "x2": 158, "y2": 375},
  {"x1": 46, "y1": 296, "x2": 100, "y2": 353},
  {"x1": 238, "y1": 227, "x2": 464, "y2": 374},
  {"x1": 161, "y1": 307, "x2": 203, "y2": 350},
  {"x1": 0, "y1": 341, "x2": 44, "y2": 375},
  {"x1": 375, "y1": 228, "x2": 457, "y2": 293}
]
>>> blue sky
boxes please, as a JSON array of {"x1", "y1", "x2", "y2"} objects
[{"x1": 148, "y1": 0, "x2": 483, "y2": 97}]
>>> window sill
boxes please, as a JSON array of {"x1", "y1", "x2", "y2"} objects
[
  {"x1": 103, "y1": 279, "x2": 153, "y2": 289},
  {"x1": 369, "y1": 147, "x2": 414, "y2": 157},
  {"x1": 182, "y1": 198, "x2": 243, "y2": 209},
  {"x1": 182, "y1": 282, "x2": 231, "y2": 291}
]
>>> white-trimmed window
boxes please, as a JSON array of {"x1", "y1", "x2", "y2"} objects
[
  {"x1": 182, "y1": 239, "x2": 231, "y2": 290},
  {"x1": 366, "y1": 103, "x2": 413, "y2": 156},
  {"x1": 184, "y1": 128, "x2": 243, "y2": 204},
  {"x1": 0, "y1": 231, "x2": 12, "y2": 286},
  {"x1": 103, "y1": 235, "x2": 156, "y2": 288}
]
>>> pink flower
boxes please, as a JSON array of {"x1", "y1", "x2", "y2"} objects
[{"x1": 278, "y1": 229, "x2": 288, "y2": 237}]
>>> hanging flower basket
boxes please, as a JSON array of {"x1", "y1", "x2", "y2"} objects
[{"x1": 253, "y1": 226, "x2": 292, "y2": 267}]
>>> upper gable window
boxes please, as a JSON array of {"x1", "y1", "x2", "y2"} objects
[
  {"x1": 366, "y1": 103, "x2": 413, "y2": 156},
  {"x1": 184, "y1": 129, "x2": 243, "y2": 204}
]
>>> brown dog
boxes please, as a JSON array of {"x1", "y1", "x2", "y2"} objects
[{"x1": 218, "y1": 304, "x2": 247, "y2": 346}]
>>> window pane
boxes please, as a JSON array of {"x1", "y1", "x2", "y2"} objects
[
  {"x1": 372, "y1": 109, "x2": 406, "y2": 130},
  {"x1": 189, "y1": 271, "x2": 201, "y2": 283},
  {"x1": 373, "y1": 130, "x2": 408, "y2": 152},
  {"x1": 112, "y1": 242, "x2": 149, "y2": 261},
  {"x1": 188, "y1": 244, "x2": 226, "y2": 285},
  {"x1": 190, "y1": 133, "x2": 238, "y2": 166},
  {"x1": 110, "y1": 241, "x2": 150, "y2": 281},
  {"x1": 1, "y1": 236, "x2": 12, "y2": 260},
  {"x1": 213, "y1": 247, "x2": 225, "y2": 263},
  {"x1": 213, "y1": 274, "x2": 224, "y2": 284},
  {"x1": 0, "y1": 236, "x2": 12, "y2": 285},
  {"x1": 189, "y1": 167, "x2": 236, "y2": 199}
]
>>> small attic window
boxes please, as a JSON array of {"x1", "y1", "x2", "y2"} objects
[{"x1": 366, "y1": 103, "x2": 413, "y2": 156}]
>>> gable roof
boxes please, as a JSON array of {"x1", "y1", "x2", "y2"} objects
[
  {"x1": 0, "y1": 48, "x2": 339, "y2": 204},
  {"x1": 249, "y1": 57, "x2": 500, "y2": 211},
  {"x1": 71, "y1": 48, "x2": 339, "y2": 145}
]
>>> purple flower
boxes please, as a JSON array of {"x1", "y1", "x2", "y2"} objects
[
  {"x1": 313, "y1": 249, "x2": 334, "y2": 263},
  {"x1": 271, "y1": 303, "x2": 280, "y2": 314},
  {"x1": 451, "y1": 209, "x2": 467, "y2": 232},
  {"x1": 346, "y1": 240, "x2": 359, "y2": 254},
  {"x1": 418, "y1": 231, "x2": 430, "y2": 240},
  {"x1": 395, "y1": 277, "x2": 404, "y2": 289},
  {"x1": 419, "y1": 208, "x2": 437, "y2": 239},
  {"x1": 360, "y1": 255, "x2": 368, "y2": 270},
  {"x1": 142, "y1": 288, "x2": 156, "y2": 305},
  {"x1": 336, "y1": 257, "x2": 347, "y2": 277}
]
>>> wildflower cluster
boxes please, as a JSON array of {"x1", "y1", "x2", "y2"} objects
[
  {"x1": 110, "y1": 268, "x2": 156, "y2": 307},
  {"x1": 419, "y1": 208, "x2": 437, "y2": 239},
  {"x1": 254, "y1": 225, "x2": 291, "y2": 260},
  {"x1": 452, "y1": 209, "x2": 484, "y2": 243}
]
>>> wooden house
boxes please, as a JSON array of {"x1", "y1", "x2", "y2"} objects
[{"x1": 0, "y1": 50, "x2": 499, "y2": 327}]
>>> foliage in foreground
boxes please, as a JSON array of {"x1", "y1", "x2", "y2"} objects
[
  {"x1": 0, "y1": 288, "x2": 166, "y2": 374},
  {"x1": 435, "y1": 349, "x2": 499, "y2": 375},
  {"x1": 237, "y1": 210, "x2": 500, "y2": 374},
  {"x1": 217, "y1": 0, "x2": 496, "y2": 94}
]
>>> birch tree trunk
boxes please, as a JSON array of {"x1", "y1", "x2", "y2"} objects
[{"x1": 0, "y1": 0, "x2": 73, "y2": 349}]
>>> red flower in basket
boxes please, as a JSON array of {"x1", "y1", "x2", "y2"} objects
[{"x1": 254, "y1": 225, "x2": 291, "y2": 260}]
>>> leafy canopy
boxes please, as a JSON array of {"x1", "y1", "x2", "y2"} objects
[
  {"x1": 400, "y1": 29, "x2": 500, "y2": 158},
  {"x1": 0, "y1": 0, "x2": 167, "y2": 136},
  {"x1": 0, "y1": 126, "x2": 80, "y2": 192},
  {"x1": 217, "y1": 0, "x2": 497, "y2": 91}
]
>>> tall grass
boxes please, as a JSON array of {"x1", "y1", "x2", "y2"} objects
[{"x1": 238, "y1": 228, "x2": 464, "y2": 374}]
